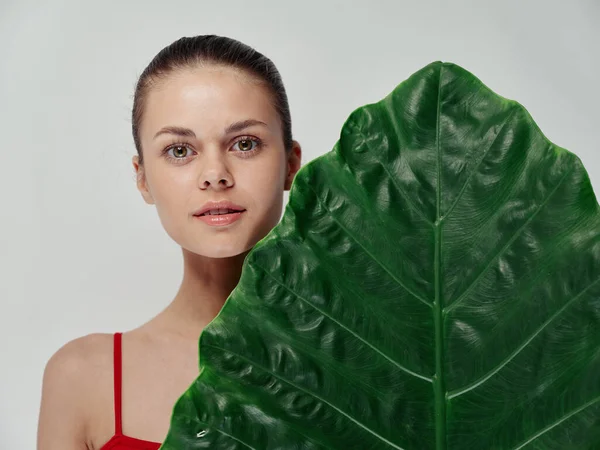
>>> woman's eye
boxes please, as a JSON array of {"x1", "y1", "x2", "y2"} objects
[
  {"x1": 168, "y1": 145, "x2": 191, "y2": 158},
  {"x1": 233, "y1": 138, "x2": 258, "y2": 152}
]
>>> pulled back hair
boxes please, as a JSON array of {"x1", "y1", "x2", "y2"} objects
[{"x1": 132, "y1": 35, "x2": 293, "y2": 165}]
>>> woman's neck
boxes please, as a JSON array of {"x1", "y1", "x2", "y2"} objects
[{"x1": 155, "y1": 247, "x2": 250, "y2": 340}]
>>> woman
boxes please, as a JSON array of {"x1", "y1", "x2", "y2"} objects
[{"x1": 37, "y1": 34, "x2": 303, "y2": 449}]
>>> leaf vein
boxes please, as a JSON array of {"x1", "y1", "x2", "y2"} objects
[
  {"x1": 381, "y1": 162, "x2": 434, "y2": 226},
  {"x1": 448, "y1": 276, "x2": 600, "y2": 399},
  {"x1": 446, "y1": 164, "x2": 574, "y2": 312},
  {"x1": 442, "y1": 107, "x2": 518, "y2": 221},
  {"x1": 306, "y1": 183, "x2": 432, "y2": 308},
  {"x1": 204, "y1": 425, "x2": 257, "y2": 450},
  {"x1": 165, "y1": 415, "x2": 258, "y2": 450},
  {"x1": 205, "y1": 344, "x2": 406, "y2": 450},
  {"x1": 511, "y1": 395, "x2": 600, "y2": 450},
  {"x1": 255, "y1": 263, "x2": 433, "y2": 383},
  {"x1": 378, "y1": 101, "x2": 435, "y2": 226}
]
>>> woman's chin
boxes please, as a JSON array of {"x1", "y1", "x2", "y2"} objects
[{"x1": 182, "y1": 241, "x2": 253, "y2": 259}]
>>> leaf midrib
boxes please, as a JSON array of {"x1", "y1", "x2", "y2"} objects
[
  {"x1": 433, "y1": 64, "x2": 447, "y2": 450},
  {"x1": 431, "y1": 65, "x2": 594, "y2": 450}
]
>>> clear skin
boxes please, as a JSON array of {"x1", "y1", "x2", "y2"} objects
[{"x1": 37, "y1": 64, "x2": 302, "y2": 449}]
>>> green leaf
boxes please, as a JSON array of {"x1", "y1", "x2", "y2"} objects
[{"x1": 161, "y1": 61, "x2": 600, "y2": 450}]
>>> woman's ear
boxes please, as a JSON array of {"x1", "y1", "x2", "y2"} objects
[
  {"x1": 132, "y1": 155, "x2": 155, "y2": 205},
  {"x1": 284, "y1": 140, "x2": 302, "y2": 191}
]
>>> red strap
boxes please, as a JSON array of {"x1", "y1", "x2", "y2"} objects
[{"x1": 113, "y1": 332, "x2": 123, "y2": 435}]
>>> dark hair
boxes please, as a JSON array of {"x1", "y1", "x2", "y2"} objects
[{"x1": 132, "y1": 35, "x2": 293, "y2": 165}]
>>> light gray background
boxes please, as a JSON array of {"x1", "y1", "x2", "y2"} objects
[{"x1": 1, "y1": 0, "x2": 598, "y2": 447}]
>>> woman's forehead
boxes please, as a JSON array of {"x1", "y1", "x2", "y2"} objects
[{"x1": 142, "y1": 66, "x2": 279, "y2": 137}]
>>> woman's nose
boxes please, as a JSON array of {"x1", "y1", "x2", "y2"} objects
[{"x1": 198, "y1": 153, "x2": 233, "y2": 190}]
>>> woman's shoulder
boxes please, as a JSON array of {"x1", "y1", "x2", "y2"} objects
[
  {"x1": 44, "y1": 333, "x2": 115, "y2": 380},
  {"x1": 41, "y1": 333, "x2": 117, "y2": 412},
  {"x1": 38, "y1": 333, "x2": 117, "y2": 445}
]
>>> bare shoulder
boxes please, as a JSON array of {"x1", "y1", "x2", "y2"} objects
[
  {"x1": 43, "y1": 333, "x2": 114, "y2": 383},
  {"x1": 38, "y1": 333, "x2": 115, "y2": 449}
]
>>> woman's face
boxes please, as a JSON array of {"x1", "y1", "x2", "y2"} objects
[{"x1": 133, "y1": 65, "x2": 301, "y2": 258}]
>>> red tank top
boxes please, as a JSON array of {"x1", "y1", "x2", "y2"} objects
[{"x1": 100, "y1": 333, "x2": 162, "y2": 449}]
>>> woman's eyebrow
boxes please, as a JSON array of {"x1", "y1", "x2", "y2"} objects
[
  {"x1": 153, "y1": 126, "x2": 196, "y2": 140},
  {"x1": 153, "y1": 119, "x2": 269, "y2": 140},
  {"x1": 224, "y1": 119, "x2": 269, "y2": 134}
]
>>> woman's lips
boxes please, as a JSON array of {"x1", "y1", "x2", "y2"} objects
[{"x1": 194, "y1": 210, "x2": 245, "y2": 226}]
